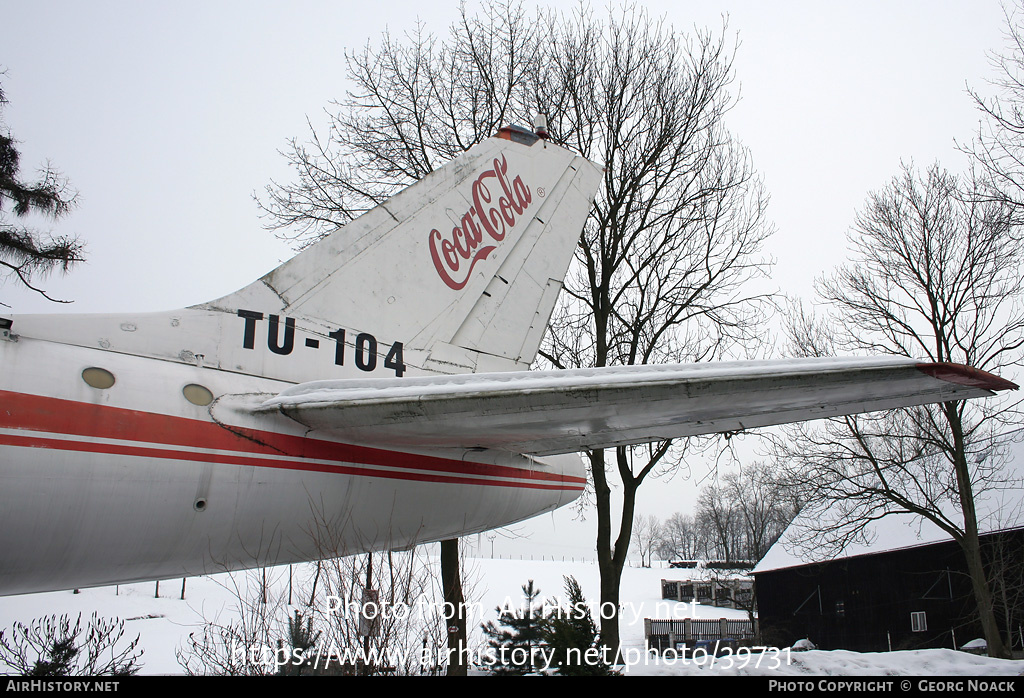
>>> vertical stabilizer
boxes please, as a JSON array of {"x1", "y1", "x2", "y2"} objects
[{"x1": 201, "y1": 133, "x2": 601, "y2": 378}]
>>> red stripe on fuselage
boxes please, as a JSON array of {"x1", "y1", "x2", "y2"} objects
[
  {"x1": 0, "y1": 433, "x2": 579, "y2": 491},
  {"x1": 0, "y1": 391, "x2": 587, "y2": 490}
]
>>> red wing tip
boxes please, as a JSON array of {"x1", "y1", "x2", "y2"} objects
[{"x1": 916, "y1": 363, "x2": 1019, "y2": 391}]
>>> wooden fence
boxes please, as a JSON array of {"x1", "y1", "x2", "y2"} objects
[{"x1": 644, "y1": 617, "x2": 757, "y2": 651}]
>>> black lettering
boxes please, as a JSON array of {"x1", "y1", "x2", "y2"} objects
[
  {"x1": 328, "y1": 328, "x2": 346, "y2": 366},
  {"x1": 384, "y1": 341, "x2": 406, "y2": 377},
  {"x1": 305, "y1": 337, "x2": 320, "y2": 349},
  {"x1": 355, "y1": 333, "x2": 377, "y2": 371},
  {"x1": 267, "y1": 315, "x2": 295, "y2": 355},
  {"x1": 237, "y1": 310, "x2": 264, "y2": 349}
]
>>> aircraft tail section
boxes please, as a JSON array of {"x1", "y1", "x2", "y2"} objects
[
  {"x1": 201, "y1": 130, "x2": 601, "y2": 378},
  {"x1": 9, "y1": 129, "x2": 601, "y2": 385}
]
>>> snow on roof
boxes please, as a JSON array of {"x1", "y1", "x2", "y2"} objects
[{"x1": 754, "y1": 436, "x2": 1024, "y2": 574}]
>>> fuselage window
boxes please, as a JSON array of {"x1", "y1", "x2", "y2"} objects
[
  {"x1": 183, "y1": 383, "x2": 214, "y2": 406},
  {"x1": 81, "y1": 367, "x2": 115, "y2": 389}
]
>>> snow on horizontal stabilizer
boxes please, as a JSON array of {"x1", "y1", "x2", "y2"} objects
[{"x1": 260, "y1": 356, "x2": 1016, "y2": 456}]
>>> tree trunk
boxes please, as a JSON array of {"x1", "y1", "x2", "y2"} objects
[
  {"x1": 591, "y1": 448, "x2": 643, "y2": 663},
  {"x1": 961, "y1": 533, "x2": 1009, "y2": 658},
  {"x1": 947, "y1": 402, "x2": 1010, "y2": 659},
  {"x1": 362, "y1": 553, "x2": 373, "y2": 675},
  {"x1": 441, "y1": 538, "x2": 467, "y2": 675},
  {"x1": 591, "y1": 450, "x2": 620, "y2": 659}
]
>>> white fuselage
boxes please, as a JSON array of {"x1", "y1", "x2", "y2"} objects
[
  {"x1": 0, "y1": 134, "x2": 603, "y2": 596},
  {"x1": 0, "y1": 320, "x2": 585, "y2": 596}
]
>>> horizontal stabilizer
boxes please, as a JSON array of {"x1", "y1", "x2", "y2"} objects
[{"x1": 259, "y1": 357, "x2": 1017, "y2": 455}]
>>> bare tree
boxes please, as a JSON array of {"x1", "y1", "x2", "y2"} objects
[
  {"x1": 774, "y1": 163, "x2": 1024, "y2": 658},
  {"x1": 534, "y1": 10, "x2": 772, "y2": 659},
  {"x1": 966, "y1": 0, "x2": 1024, "y2": 223},
  {"x1": 176, "y1": 566, "x2": 291, "y2": 676},
  {"x1": 696, "y1": 481, "x2": 742, "y2": 563},
  {"x1": 655, "y1": 512, "x2": 699, "y2": 561},
  {"x1": 657, "y1": 464, "x2": 797, "y2": 564},
  {"x1": 631, "y1": 514, "x2": 662, "y2": 568},
  {"x1": 0, "y1": 613, "x2": 142, "y2": 676},
  {"x1": 723, "y1": 462, "x2": 800, "y2": 561},
  {"x1": 257, "y1": 1, "x2": 542, "y2": 246},
  {"x1": 983, "y1": 527, "x2": 1024, "y2": 652},
  {"x1": 311, "y1": 550, "x2": 453, "y2": 675},
  {"x1": 258, "y1": 1, "x2": 772, "y2": 659},
  {"x1": 178, "y1": 552, "x2": 460, "y2": 676}
]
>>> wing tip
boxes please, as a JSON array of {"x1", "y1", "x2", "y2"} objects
[{"x1": 916, "y1": 362, "x2": 1019, "y2": 392}]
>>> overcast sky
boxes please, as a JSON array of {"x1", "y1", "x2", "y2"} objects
[{"x1": 1, "y1": 0, "x2": 1014, "y2": 560}]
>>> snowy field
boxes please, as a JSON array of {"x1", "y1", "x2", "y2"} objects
[{"x1": 0, "y1": 556, "x2": 1020, "y2": 677}]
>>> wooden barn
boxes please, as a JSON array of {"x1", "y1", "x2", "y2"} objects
[{"x1": 752, "y1": 526, "x2": 1024, "y2": 652}]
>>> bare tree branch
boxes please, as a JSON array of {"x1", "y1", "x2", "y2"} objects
[
  {"x1": 773, "y1": 163, "x2": 1023, "y2": 658},
  {"x1": 257, "y1": 1, "x2": 773, "y2": 659}
]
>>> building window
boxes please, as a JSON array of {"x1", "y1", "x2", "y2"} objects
[{"x1": 911, "y1": 611, "x2": 928, "y2": 632}]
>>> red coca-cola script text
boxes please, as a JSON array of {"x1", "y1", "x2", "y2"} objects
[{"x1": 429, "y1": 155, "x2": 533, "y2": 290}]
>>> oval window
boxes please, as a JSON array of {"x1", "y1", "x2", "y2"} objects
[
  {"x1": 182, "y1": 384, "x2": 214, "y2": 406},
  {"x1": 81, "y1": 367, "x2": 115, "y2": 389}
]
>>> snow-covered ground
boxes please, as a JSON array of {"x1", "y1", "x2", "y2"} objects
[{"x1": 0, "y1": 557, "x2": 1019, "y2": 676}]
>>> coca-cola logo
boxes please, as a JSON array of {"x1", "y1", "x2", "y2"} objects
[{"x1": 429, "y1": 155, "x2": 533, "y2": 290}]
